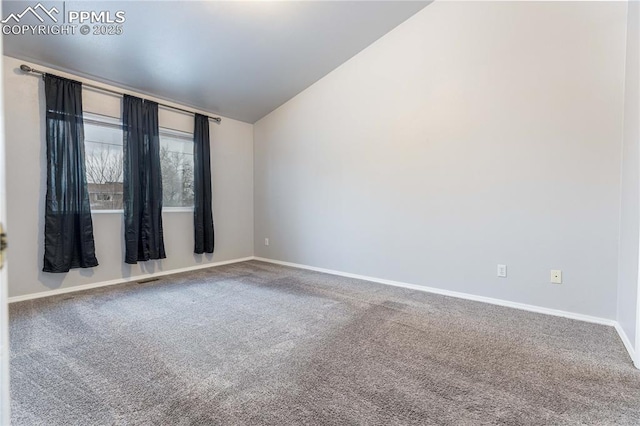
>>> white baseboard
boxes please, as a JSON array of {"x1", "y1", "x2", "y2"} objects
[
  {"x1": 8, "y1": 257, "x2": 254, "y2": 303},
  {"x1": 615, "y1": 323, "x2": 639, "y2": 368},
  {"x1": 255, "y1": 257, "x2": 640, "y2": 368},
  {"x1": 10, "y1": 255, "x2": 638, "y2": 369},
  {"x1": 254, "y1": 257, "x2": 615, "y2": 326},
  {"x1": 254, "y1": 257, "x2": 640, "y2": 369}
]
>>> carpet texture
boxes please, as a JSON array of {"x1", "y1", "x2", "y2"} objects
[{"x1": 9, "y1": 260, "x2": 640, "y2": 425}]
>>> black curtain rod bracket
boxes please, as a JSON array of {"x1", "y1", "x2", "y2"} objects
[{"x1": 19, "y1": 64, "x2": 222, "y2": 124}]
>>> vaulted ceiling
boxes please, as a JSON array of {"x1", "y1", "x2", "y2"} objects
[{"x1": 3, "y1": 1, "x2": 429, "y2": 122}]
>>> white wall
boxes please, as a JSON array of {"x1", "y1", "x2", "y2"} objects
[
  {"x1": 3, "y1": 56, "x2": 254, "y2": 298},
  {"x1": 0, "y1": 2, "x2": 10, "y2": 421},
  {"x1": 254, "y1": 1, "x2": 628, "y2": 319},
  {"x1": 618, "y1": 0, "x2": 640, "y2": 358}
]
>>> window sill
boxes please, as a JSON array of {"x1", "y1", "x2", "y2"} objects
[
  {"x1": 163, "y1": 207, "x2": 194, "y2": 213},
  {"x1": 91, "y1": 208, "x2": 194, "y2": 214},
  {"x1": 92, "y1": 209, "x2": 123, "y2": 214}
]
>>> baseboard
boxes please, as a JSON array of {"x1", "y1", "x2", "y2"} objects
[
  {"x1": 254, "y1": 257, "x2": 640, "y2": 368},
  {"x1": 254, "y1": 257, "x2": 615, "y2": 326},
  {"x1": 10, "y1": 255, "x2": 638, "y2": 369},
  {"x1": 8, "y1": 256, "x2": 254, "y2": 303},
  {"x1": 614, "y1": 323, "x2": 638, "y2": 368}
]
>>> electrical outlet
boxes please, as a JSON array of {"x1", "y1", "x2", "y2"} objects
[
  {"x1": 551, "y1": 269, "x2": 562, "y2": 284},
  {"x1": 264, "y1": 238, "x2": 269, "y2": 246},
  {"x1": 497, "y1": 264, "x2": 507, "y2": 278}
]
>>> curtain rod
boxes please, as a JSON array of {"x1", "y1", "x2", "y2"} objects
[{"x1": 19, "y1": 64, "x2": 222, "y2": 124}]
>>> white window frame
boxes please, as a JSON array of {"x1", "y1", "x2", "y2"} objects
[
  {"x1": 159, "y1": 127, "x2": 195, "y2": 212},
  {"x1": 83, "y1": 113, "x2": 195, "y2": 214},
  {"x1": 84, "y1": 112, "x2": 124, "y2": 214}
]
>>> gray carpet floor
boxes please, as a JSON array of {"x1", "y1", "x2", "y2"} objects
[{"x1": 9, "y1": 260, "x2": 640, "y2": 425}]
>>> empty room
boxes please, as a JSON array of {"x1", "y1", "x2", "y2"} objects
[{"x1": 0, "y1": 0, "x2": 639, "y2": 424}]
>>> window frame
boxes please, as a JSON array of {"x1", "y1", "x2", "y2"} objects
[
  {"x1": 83, "y1": 112, "x2": 195, "y2": 214},
  {"x1": 84, "y1": 112, "x2": 124, "y2": 214},
  {"x1": 158, "y1": 127, "x2": 195, "y2": 212}
]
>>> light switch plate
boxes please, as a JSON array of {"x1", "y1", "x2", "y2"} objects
[{"x1": 551, "y1": 269, "x2": 562, "y2": 284}]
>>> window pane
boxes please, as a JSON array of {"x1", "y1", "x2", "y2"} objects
[
  {"x1": 160, "y1": 130, "x2": 194, "y2": 208},
  {"x1": 84, "y1": 114, "x2": 124, "y2": 210},
  {"x1": 83, "y1": 113, "x2": 195, "y2": 210}
]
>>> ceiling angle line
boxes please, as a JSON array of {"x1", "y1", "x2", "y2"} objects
[{"x1": 19, "y1": 64, "x2": 222, "y2": 124}]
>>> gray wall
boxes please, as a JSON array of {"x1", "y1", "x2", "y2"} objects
[
  {"x1": 254, "y1": 1, "x2": 628, "y2": 319},
  {"x1": 3, "y1": 2, "x2": 637, "y2": 329},
  {"x1": 4, "y1": 56, "x2": 254, "y2": 298},
  {"x1": 617, "y1": 0, "x2": 640, "y2": 350}
]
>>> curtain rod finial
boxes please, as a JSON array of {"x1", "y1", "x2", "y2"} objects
[{"x1": 20, "y1": 64, "x2": 33, "y2": 73}]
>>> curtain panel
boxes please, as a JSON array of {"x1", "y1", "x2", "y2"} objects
[
  {"x1": 193, "y1": 114, "x2": 214, "y2": 254},
  {"x1": 42, "y1": 75, "x2": 99, "y2": 273},
  {"x1": 123, "y1": 95, "x2": 166, "y2": 264}
]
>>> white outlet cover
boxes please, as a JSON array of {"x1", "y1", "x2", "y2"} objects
[
  {"x1": 551, "y1": 269, "x2": 562, "y2": 284},
  {"x1": 497, "y1": 264, "x2": 507, "y2": 278}
]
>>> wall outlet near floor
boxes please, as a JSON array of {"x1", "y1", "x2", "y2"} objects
[
  {"x1": 497, "y1": 264, "x2": 507, "y2": 278},
  {"x1": 551, "y1": 269, "x2": 562, "y2": 284},
  {"x1": 264, "y1": 238, "x2": 269, "y2": 246}
]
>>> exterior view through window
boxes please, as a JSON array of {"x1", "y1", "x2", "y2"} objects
[
  {"x1": 83, "y1": 113, "x2": 195, "y2": 210},
  {"x1": 84, "y1": 113, "x2": 124, "y2": 210},
  {"x1": 159, "y1": 128, "x2": 194, "y2": 208}
]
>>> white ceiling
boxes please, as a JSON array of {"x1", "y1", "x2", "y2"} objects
[{"x1": 3, "y1": 1, "x2": 429, "y2": 123}]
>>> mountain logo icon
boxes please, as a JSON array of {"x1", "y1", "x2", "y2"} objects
[{"x1": 1, "y1": 3, "x2": 59, "y2": 24}]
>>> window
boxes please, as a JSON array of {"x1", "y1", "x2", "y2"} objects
[
  {"x1": 159, "y1": 128, "x2": 194, "y2": 208},
  {"x1": 84, "y1": 113, "x2": 195, "y2": 211},
  {"x1": 84, "y1": 113, "x2": 124, "y2": 210}
]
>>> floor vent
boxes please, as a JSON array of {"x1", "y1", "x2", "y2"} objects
[{"x1": 137, "y1": 278, "x2": 160, "y2": 284}]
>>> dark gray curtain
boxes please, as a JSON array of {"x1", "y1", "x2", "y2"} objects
[
  {"x1": 193, "y1": 114, "x2": 214, "y2": 254},
  {"x1": 43, "y1": 75, "x2": 98, "y2": 273},
  {"x1": 123, "y1": 95, "x2": 165, "y2": 264}
]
